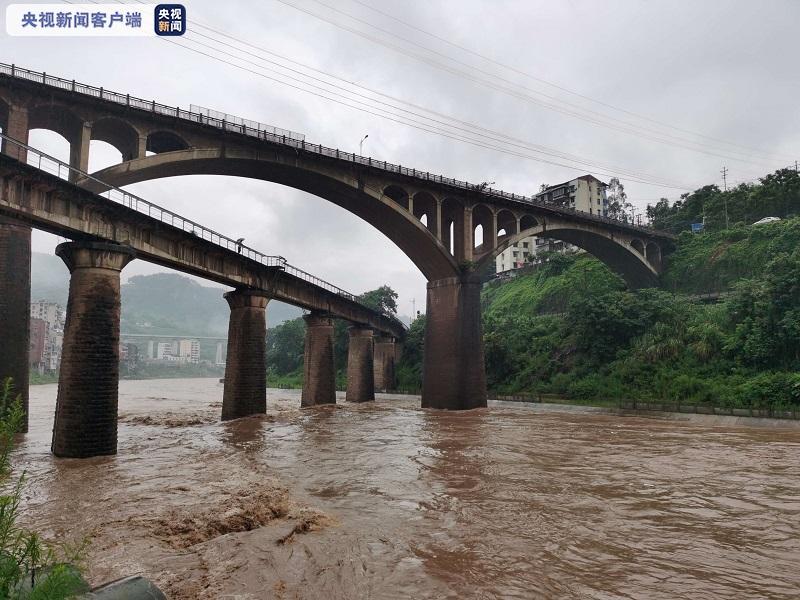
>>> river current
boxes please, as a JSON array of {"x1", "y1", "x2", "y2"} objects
[{"x1": 15, "y1": 379, "x2": 800, "y2": 599}]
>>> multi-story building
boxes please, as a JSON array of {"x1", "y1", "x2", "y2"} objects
[
  {"x1": 177, "y1": 339, "x2": 200, "y2": 363},
  {"x1": 30, "y1": 300, "x2": 64, "y2": 329},
  {"x1": 29, "y1": 317, "x2": 48, "y2": 373},
  {"x1": 495, "y1": 174, "x2": 607, "y2": 274},
  {"x1": 29, "y1": 301, "x2": 65, "y2": 373}
]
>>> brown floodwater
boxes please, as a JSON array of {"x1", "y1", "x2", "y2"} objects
[{"x1": 14, "y1": 379, "x2": 800, "y2": 599}]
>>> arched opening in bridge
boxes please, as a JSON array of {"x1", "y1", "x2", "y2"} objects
[
  {"x1": 473, "y1": 224, "x2": 484, "y2": 248},
  {"x1": 88, "y1": 140, "x2": 124, "y2": 173},
  {"x1": 91, "y1": 117, "x2": 140, "y2": 162},
  {"x1": 497, "y1": 209, "x2": 517, "y2": 246},
  {"x1": 645, "y1": 242, "x2": 661, "y2": 270},
  {"x1": 146, "y1": 130, "x2": 190, "y2": 154},
  {"x1": 631, "y1": 239, "x2": 644, "y2": 255},
  {"x1": 441, "y1": 198, "x2": 463, "y2": 257},
  {"x1": 27, "y1": 129, "x2": 71, "y2": 177},
  {"x1": 383, "y1": 185, "x2": 409, "y2": 211},
  {"x1": 27, "y1": 103, "x2": 84, "y2": 174},
  {"x1": 520, "y1": 214, "x2": 538, "y2": 232},
  {"x1": 472, "y1": 204, "x2": 494, "y2": 251},
  {"x1": 412, "y1": 191, "x2": 437, "y2": 236}
]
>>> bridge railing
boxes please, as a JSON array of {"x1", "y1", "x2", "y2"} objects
[
  {"x1": 0, "y1": 132, "x2": 369, "y2": 304},
  {"x1": 0, "y1": 62, "x2": 664, "y2": 237}
]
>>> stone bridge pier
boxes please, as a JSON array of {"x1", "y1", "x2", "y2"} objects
[
  {"x1": 0, "y1": 102, "x2": 30, "y2": 430},
  {"x1": 221, "y1": 289, "x2": 269, "y2": 420},
  {"x1": 301, "y1": 312, "x2": 336, "y2": 407},
  {"x1": 373, "y1": 335, "x2": 399, "y2": 393},
  {"x1": 422, "y1": 275, "x2": 487, "y2": 410},
  {"x1": 51, "y1": 241, "x2": 135, "y2": 458},
  {"x1": 346, "y1": 325, "x2": 374, "y2": 403}
]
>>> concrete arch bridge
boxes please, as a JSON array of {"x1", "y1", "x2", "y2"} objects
[{"x1": 0, "y1": 63, "x2": 675, "y2": 415}]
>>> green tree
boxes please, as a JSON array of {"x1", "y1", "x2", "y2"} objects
[
  {"x1": 606, "y1": 177, "x2": 633, "y2": 221},
  {"x1": 358, "y1": 285, "x2": 398, "y2": 317}
]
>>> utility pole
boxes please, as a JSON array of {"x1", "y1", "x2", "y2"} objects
[
  {"x1": 720, "y1": 166, "x2": 729, "y2": 229},
  {"x1": 411, "y1": 298, "x2": 416, "y2": 318}
]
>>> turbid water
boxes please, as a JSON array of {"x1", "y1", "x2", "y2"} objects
[{"x1": 15, "y1": 379, "x2": 800, "y2": 599}]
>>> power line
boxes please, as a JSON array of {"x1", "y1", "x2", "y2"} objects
[
  {"x1": 345, "y1": 0, "x2": 790, "y2": 162},
  {"x1": 164, "y1": 35, "x2": 689, "y2": 189},
  {"x1": 278, "y1": 0, "x2": 791, "y2": 168},
  {"x1": 183, "y1": 28, "x2": 689, "y2": 188}
]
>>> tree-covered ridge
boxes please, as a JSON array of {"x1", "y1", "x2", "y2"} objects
[
  {"x1": 661, "y1": 218, "x2": 800, "y2": 294},
  {"x1": 647, "y1": 167, "x2": 800, "y2": 233}
]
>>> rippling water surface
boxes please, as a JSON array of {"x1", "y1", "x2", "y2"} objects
[{"x1": 16, "y1": 379, "x2": 800, "y2": 599}]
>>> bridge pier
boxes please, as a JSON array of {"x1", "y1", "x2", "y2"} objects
[
  {"x1": 51, "y1": 242, "x2": 135, "y2": 457},
  {"x1": 346, "y1": 325, "x2": 374, "y2": 403},
  {"x1": 0, "y1": 103, "x2": 30, "y2": 430},
  {"x1": 301, "y1": 312, "x2": 336, "y2": 407},
  {"x1": 0, "y1": 216, "x2": 31, "y2": 430},
  {"x1": 422, "y1": 275, "x2": 487, "y2": 410},
  {"x1": 373, "y1": 335, "x2": 397, "y2": 392},
  {"x1": 221, "y1": 289, "x2": 269, "y2": 420}
]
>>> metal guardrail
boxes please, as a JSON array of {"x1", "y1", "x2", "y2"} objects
[
  {"x1": 0, "y1": 62, "x2": 668, "y2": 239},
  {"x1": 0, "y1": 132, "x2": 365, "y2": 303}
]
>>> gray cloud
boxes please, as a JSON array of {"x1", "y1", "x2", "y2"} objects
[{"x1": 7, "y1": 0, "x2": 800, "y2": 318}]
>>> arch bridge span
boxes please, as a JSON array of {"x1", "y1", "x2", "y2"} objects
[{"x1": 0, "y1": 63, "x2": 676, "y2": 417}]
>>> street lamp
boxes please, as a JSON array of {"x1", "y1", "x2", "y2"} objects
[{"x1": 359, "y1": 134, "x2": 369, "y2": 154}]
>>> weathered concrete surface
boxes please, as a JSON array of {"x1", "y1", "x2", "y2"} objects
[
  {"x1": 346, "y1": 326, "x2": 374, "y2": 403},
  {"x1": 221, "y1": 289, "x2": 268, "y2": 421},
  {"x1": 0, "y1": 216, "x2": 31, "y2": 430},
  {"x1": 373, "y1": 335, "x2": 397, "y2": 393},
  {"x1": 301, "y1": 312, "x2": 336, "y2": 407},
  {"x1": 0, "y1": 102, "x2": 29, "y2": 430},
  {"x1": 51, "y1": 241, "x2": 134, "y2": 458},
  {"x1": 422, "y1": 275, "x2": 487, "y2": 410}
]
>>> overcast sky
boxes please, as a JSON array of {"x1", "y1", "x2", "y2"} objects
[{"x1": 3, "y1": 0, "x2": 799, "y2": 320}]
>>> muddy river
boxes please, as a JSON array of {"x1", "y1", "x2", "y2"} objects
[{"x1": 14, "y1": 379, "x2": 800, "y2": 599}]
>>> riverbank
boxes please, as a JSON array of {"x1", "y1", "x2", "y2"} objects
[{"x1": 16, "y1": 378, "x2": 800, "y2": 599}]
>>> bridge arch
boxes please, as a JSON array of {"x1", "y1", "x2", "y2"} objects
[
  {"x1": 477, "y1": 222, "x2": 659, "y2": 289},
  {"x1": 496, "y1": 209, "x2": 517, "y2": 243},
  {"x1": 91, "y1": 117, "x2": 140, "y2": 161},
  {"x1": 411, "y1": 191, "x2": 437, "y2": 234},
  {"x1": 83, "y1": 148, "x2": 459, "y2": 280},
  {"x1": 383, "y1": 184, "x2": 409, "y2": 211},
  {"x1": 631, "y1": 238, "x2": 645, "y2": 255},
  {"x1": 472, "y1": 203, "x2": 494, "y2": 251},
  {"x1": 28, "y1": 102, "x2": 84, "y2": 141},
  {"x1": 146, "y1": 130, "x2": 190, "y2": 154}
]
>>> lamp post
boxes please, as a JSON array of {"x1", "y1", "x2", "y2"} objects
[{"x1": 359, "y1": 134, "x2": 369, "y2": 154}]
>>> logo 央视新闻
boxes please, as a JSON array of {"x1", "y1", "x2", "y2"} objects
[{"x1": 154, "y1": 4, "x2": 185, "y2": 36}]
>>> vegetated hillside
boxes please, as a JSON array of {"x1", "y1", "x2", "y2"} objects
[
  {"x1": 661, "y1": 217, "x2": 800, "y2": 294},
  {"x1": 396, "y1": 227, "x2": 800, "y2": 408}
]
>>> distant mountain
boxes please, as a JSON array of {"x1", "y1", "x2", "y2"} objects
[{"x1": 30, "y1": 253, "x2": 302, "y2": 334}]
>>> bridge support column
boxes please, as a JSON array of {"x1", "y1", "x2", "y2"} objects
[
  {"x1": 0, "y1": 217, "x2": 31, "y2": 431},
  {"x1": 373, "y1": 335, "x2": 397, "y2": 392},
  {"x1": 0, "y1": 105, "x2": 31, "y2": 430},
  {"x1": 68, "y1": 121, "x2": 91, "y2": 182},
  {"x1": 346, "y1": 325, "x2": 374, "y2": 403},
  {"x1": 301, "y1": 312, "x2": 336, "y2": 407},
  {"x1": 221, "y1": 289, "x2": 269, "y2": 420},
  {"x1": 52, "y1": 242, "x2": 135, "y2": 457},
  {"x1": 421, "y1": 275, "x2": 487, "y2": 410}
]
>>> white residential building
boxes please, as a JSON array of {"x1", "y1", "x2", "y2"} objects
[
  {"x1": 495, "y1": 175, "x2": 607, "y2": 274},
  {"x1": 178, "y1": 339, "x2": 200, "y2": 363}
]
